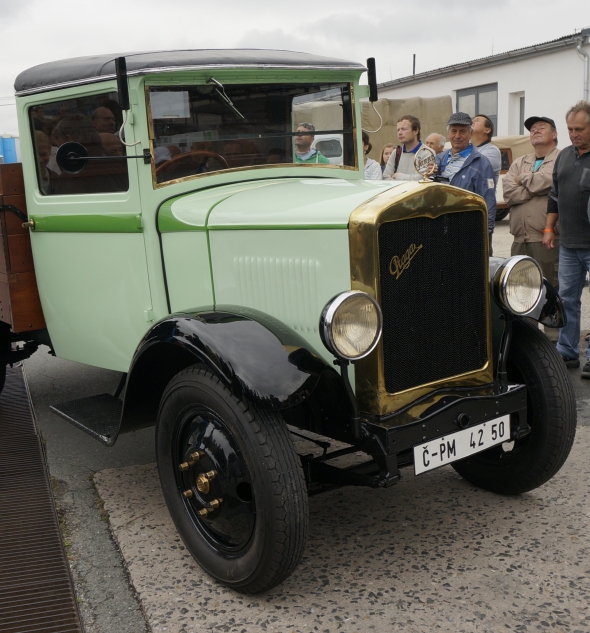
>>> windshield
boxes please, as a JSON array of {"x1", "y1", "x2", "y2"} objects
[{"x1": 149, "y1": 82, "x2": 355, "y2": 184}]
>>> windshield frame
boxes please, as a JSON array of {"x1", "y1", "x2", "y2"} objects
[{"x1": 145, "y1": 80, "x2": 359, "y2": 188}]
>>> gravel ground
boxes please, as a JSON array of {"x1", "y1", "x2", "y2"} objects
[{"x1": 94, "y1": 427, "x2": 590, "y2": 633}]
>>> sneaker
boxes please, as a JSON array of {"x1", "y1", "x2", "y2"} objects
[
  {"x1": 582, "y1": 361, "x2": 590, "y2": 379},
  {"x1": 560, "y1": 355, "x2": 580, "y2": 368}
]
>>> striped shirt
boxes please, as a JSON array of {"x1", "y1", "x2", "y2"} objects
[{"x1": 441, "y1": 144, "x2": 474, "y2": 180}]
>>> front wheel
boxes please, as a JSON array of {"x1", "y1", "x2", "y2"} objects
[
  {"x1": 452, "y1": 319, "x2": 576, "y2": 494},
  {"x1": 156, "y1": 365, "x2": 309, "y2": 593}
]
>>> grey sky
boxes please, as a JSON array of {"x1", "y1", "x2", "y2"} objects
[{"x1": 0, "y1": 0, "x2": 587, "y2": 135}]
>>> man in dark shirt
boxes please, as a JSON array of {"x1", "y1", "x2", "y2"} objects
[{"x1": 543, "y1": 101, "x2": 590, "y2": 376}]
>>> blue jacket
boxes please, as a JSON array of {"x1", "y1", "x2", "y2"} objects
[{"x1": 436, "y1": 148, "x2": 497, "y2": 233}]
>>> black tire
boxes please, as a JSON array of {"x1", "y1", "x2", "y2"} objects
[
  {"x1": 156, "y1": 365, "x2": 309, "y2": 593},
  {"x1": 452, "y1": 319, "x2": 576, "y2": 494}
]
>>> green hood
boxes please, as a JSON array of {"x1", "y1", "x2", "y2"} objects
[{"x1": 158, "y1": 178, "x2": 404, "y2": 232}]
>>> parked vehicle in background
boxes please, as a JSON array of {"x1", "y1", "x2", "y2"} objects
[
  {"x1": 0, "y1": 50, "x2": 575, "y2": 594},
  {"x1": 311, "y1": 133, "x2": 343, "y2": 164}
]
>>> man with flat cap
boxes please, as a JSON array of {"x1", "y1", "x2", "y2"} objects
[
  {"x1": 503, "y1": 116, "x2": 560, "y2": 284},
  {"x1": 503, "y1": 115, "x2": 560, "y2": 341},
  {"x1": 434, "y1": 112, "x2": 497, "y2": 246}
]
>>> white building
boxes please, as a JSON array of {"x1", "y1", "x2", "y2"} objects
[{"x1": 378, "y1": 29, "x2": 590, "y2": 145}]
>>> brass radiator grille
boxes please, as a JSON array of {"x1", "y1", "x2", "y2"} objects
[{"x1": 378, "y1": 211, "x2": 488, "y2": 394}]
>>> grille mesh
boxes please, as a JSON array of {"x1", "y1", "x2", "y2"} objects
[
  {"x1": 0, "y1": 366, "x2": 83, "y2": 633},
  {"x1": 378, "y1": 212, "x2": 488, "y2": 393}
]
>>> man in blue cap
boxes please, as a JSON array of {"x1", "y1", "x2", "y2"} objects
[{"x1": 434, "y1": 112, "x2": 497, "y2": 249}]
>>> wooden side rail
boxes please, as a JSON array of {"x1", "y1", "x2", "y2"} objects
[{"x1": 0, "y1": 164, "x2": 46, "y2": 333}]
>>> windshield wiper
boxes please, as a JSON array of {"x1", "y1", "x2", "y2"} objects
[{"x1": 207, "y1": 77, "x2": 245, "y2": 120}]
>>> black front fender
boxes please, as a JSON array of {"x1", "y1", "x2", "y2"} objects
[{"x1": 118, "y1": 306, "x2": 336, "y2": 435}]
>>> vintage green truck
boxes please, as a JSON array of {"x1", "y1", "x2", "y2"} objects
[{"x1": 0, "y1": 49, "x2": 575, "y2": 594}]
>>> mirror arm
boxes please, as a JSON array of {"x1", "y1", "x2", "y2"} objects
[{"x1": 67, "y1": 151, "x2": 151, "y2": 164}]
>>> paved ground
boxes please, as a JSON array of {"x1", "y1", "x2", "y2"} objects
[
  {"x1": 23, "y1": 217, "x2": 590, "y2": 633},
  {"x1": 93, "y1": 430, "x2": 590, "y2": 633}
]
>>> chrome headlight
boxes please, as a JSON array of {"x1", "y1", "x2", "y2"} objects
[
  {"x1": 320, "y1": 291, "x2": 383, "y2": 361},
  {"x1": 493, "y1": 256, "x2": 543, "y2": 315}
]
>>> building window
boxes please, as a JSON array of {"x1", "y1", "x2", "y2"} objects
[{"x1": 456, "y1": 83, "x2": 498, "y2": 133}]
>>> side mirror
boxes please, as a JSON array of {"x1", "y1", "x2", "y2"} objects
[
  {"x1": 115, "y1": 57, "x2": 130, "y2": 112},
  {"x1": 55, "y1": 142, "x2": 89, "y2": 173},
  {"x1": 55, "y1": 142, "x2": 152, "y2": 173},
  {"x1": 366, "y1": 58, "x2": 378, "y2": 103}
]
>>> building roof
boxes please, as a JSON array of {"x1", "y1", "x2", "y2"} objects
[
  {"x1": 15, "y1": 49, "x2": 365, "y2": 97},
  {"x1": 378, "y1": 29, "x2": 590, "y2": 90}
]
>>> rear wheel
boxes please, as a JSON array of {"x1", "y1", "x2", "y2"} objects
[
  {"x1": 156, "y1": 365, "x2": 308, "y2": 593},
  {"x1": 452, "y1": 319, "x2": 576, "y2": 494}
]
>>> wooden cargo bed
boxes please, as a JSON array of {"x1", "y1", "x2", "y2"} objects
[{"x1": 0, "y1": 163, "x2": 45, "y2": 333}]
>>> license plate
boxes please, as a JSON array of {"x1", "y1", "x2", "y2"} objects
[{"x1": 413, "y1": 415, "x2": 510, "y2": 475}]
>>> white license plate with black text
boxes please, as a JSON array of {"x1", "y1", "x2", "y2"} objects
[{"x1": 413, "y1": 415, "x2": 510, "y2": 475}]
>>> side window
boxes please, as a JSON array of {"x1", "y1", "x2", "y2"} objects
[{"x1": 29, "y1": 93, "x2": 129, "y2": 195}]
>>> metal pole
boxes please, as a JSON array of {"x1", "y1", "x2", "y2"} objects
[
  {"x1": 577, "y1": 38, "x2": 589, "y2": 101},
  {"x1": 413, "y1": 54, "x2": 416, "y2": 75}
]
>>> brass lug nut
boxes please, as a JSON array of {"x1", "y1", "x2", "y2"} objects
[
  {"x1": 196, "y1": 473, "x2": 211, "y2": 494},
  {"x1": 197, "y1": 498, "x2": 223, "y2": 517},
  {"x1": 182, "y1": 489, "x2": 194, "y2": 498},
  {"x1": 196, "y1": 470, "x2": 218, "y2": 494},
  {"x1": 179, "y1": 451, "x2": 205, "y2": 471}
]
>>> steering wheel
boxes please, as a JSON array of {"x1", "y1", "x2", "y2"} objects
[{"x1": 156, "y1": 150, "x2": 229, "y2": 174}]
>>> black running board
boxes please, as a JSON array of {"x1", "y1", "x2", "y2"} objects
[{"x1": 50, "y1": 394, "x2": 122, "y2": 445}]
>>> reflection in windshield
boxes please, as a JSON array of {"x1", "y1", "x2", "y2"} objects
[{"x1": 149, "y1": 82, "x2": 355, "y2": 184}]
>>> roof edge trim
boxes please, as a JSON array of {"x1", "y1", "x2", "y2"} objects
[
  {"x1": 378, "y1": 34, "x2": 587, "y2": 90},
  {"x1": 16, "y1": 63, "x2": 366, "y2": 97}
]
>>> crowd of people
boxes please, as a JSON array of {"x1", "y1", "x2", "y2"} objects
[
  {"x1": 362, "y1": 111, "x2": 498, "y2": 249},
  {"x1": 362, "y1": 100, "x2": 590, "y2": 379}
]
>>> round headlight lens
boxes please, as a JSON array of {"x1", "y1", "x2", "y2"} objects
[
  {"x1": 320, "y1": 291, "x2": 382, "y2": 361},
  {"x1": 500, "y1": 257, "x2": 543, "y2": 314}
]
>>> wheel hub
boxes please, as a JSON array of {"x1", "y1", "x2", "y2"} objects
[{"x1": 174, "y1": 408, "x2": 255, "y2": 551}]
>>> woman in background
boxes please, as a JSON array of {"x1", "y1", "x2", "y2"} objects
[
  {"x1": 363, "y1": 132, "x2": 382, "y2": 180},
  {"x1": 380, "y1": 143, "x2": 395, "y2": 174}
]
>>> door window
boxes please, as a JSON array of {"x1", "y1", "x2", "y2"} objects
[{"x1": 29, "y1": 93, "x2": 129, "y2": 195}]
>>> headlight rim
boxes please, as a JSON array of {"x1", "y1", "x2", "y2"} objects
[
  {"x1": 494, "y1": 255, "x2": 544, "y2": 315},
  {"x1": 320, "y1": 290, "x2": 383, "y2": 361}
]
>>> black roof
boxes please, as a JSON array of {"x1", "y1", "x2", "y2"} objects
[{"x1": 15, "y1": 49, "x2": 365, "y2": 96}]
